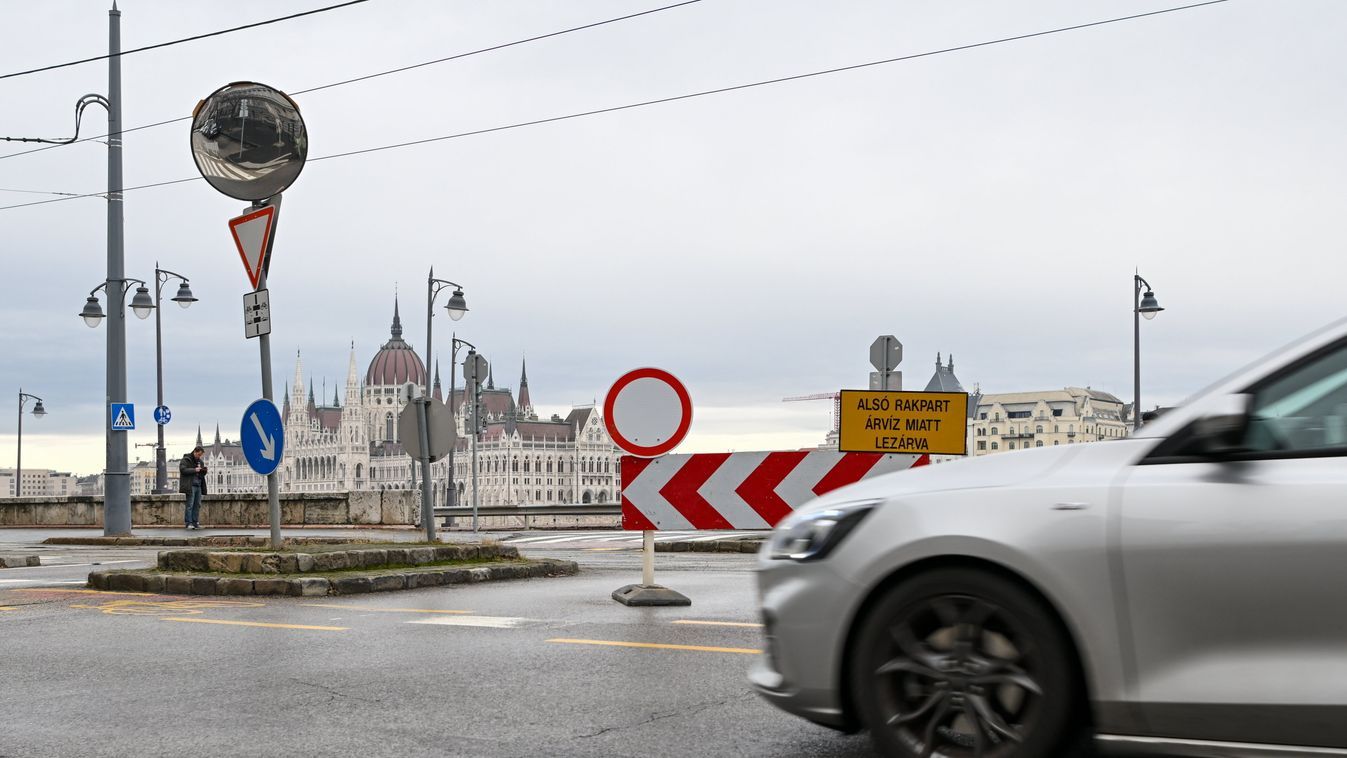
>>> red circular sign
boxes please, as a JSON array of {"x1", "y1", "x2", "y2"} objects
[{"x1": 603, "y1": 368, "x2": 693, "y2": 458}]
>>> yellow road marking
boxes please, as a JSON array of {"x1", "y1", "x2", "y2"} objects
[
  {"x1": 547, "y1": 638, "x2": 760, "y2": 655},
  {"x1": 162, "y1": 617, "x2": 347, "y2": 631},
  {"x1": 12, "y1": 588, "x2": 158, "y2": 597},
  {"x1": 300, "y1": 603, "x2": 471, "y2": 615},
  {"x1": 0, "y1": 606, "x2": 16, "y2": 611},
  {"x1": 673, "y1": 620, "x2": 764, "y2": 629}
]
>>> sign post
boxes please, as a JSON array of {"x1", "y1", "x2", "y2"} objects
[
  {"x1": 604, "y1": 367, "x2": 694, "y2": 607},
  {"x1": 191, "y1": 81, "x2": 307, "y2": 549},
  {"x1": 463, "y1": 351, "x2": 489, "y2": 533},
  {"x1": 870, "y1": 334, "x2": 903, "y2": 391}
]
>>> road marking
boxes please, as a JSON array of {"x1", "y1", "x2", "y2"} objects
[
  {"x1": 12, "y1": 588, "x2": 156, "y2": 596},
  {"x1": 546, "y1": 638, "x2": 760, "y2": 655},
  {"x1": 0, "y1": 560, "x2": 143, "y2": 573},
  {"x1": 584, "y1": 547, "x2": 625, "y2": 552},
  {"x1": 0, "y1": 606, "x2": 16, "y2": 611},
  {"x1": 162, "y1": 618, "x2": 347, "y2": 631},
  {"x1": 672, "y1": 620, "x2": 764, "y2": 629},
  {"x1": 301, "y1": 603, "x2": 471, "y2": 615},
  {"x1": 408, "y1": 615, "x2": 530, "y2": 628}
]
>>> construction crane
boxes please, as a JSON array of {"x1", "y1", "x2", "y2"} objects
[{"x1": 782, "y1": 392, "x2": 842, "y2": 434}]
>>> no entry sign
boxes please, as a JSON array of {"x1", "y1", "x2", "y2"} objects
[{"x1": 604, "y1": 368, "x2": 692, "y2": 458}]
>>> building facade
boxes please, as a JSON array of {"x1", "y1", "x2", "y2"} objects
[
  {"x1": 966, "y1": 387, "x2": 1129, "y2": 456},
  {"x1": 0, "y1": 468, "x2": 78, "y2": 498},
  {"x1": 192, "y1": 299, "x2": 622, "y2": 506}
]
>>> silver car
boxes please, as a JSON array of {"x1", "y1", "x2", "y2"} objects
[{"x1": 752, "y1": 318, "x2": 1347, "y2": 757}]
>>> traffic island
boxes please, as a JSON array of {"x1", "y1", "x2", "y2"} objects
[
  {"x1": 0, "y1": 555, "x2": 41, "y2": 568},
  {"x1": 86, "y1": 542, "x2": 577, "y2": 596},
  {"x1": 45, "y1": 535, "x2": 370, "y2": 547}
]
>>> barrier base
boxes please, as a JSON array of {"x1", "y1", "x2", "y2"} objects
[{"x1": 612, "y1": 583, "x2": 691, "y2": 607}]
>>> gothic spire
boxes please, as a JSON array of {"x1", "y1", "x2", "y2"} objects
[
  {"x1": 487, "y1": 362, "x2": 495, "y2": 390},
  {"x1": 517, "y1": 356, "x2": 531, "y2": 411},
  {"x1": 196, "y1": 426, "x2": 203, "y2": 447},
  {"x1": 390, "y1": 295, "x2": 403, "y2": 340},
  {"x1": 213, "y1": 424, "x2": 221, "y2": 445},
  {"x1": 433, "y1": 360, "x2": 443, "y2": 402}
]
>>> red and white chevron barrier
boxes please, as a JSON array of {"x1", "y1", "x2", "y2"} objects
[{"x1": 621, "y1": 451, "x2": 930, "y2": 530}]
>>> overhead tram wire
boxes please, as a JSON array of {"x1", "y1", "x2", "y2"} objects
[
  {"x1": 0, "y1": 0, "x2": 1230, "y2": 213},
  {"x1": 0, "y1": 0, "x2": 705, "y2": 162},
  {"x1": 0, "y1": 0, "x2": 372, "y2": 82}
]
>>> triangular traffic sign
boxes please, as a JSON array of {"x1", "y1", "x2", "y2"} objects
[
  {"x1": 229, "y1": 205, "x2": 277, "y2": 289},
  {"x1": 113, "y1": 408, "x2": 133, "y2": 429}
]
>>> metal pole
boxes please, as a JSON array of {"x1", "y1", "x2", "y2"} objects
[
  {"x1": 418, "y1": 270, "x2": 436, "y2": 541},
  {"x1": 154, "y1": 267, "x2": 167, "y2": 494},
  {"x1": 257, "y1": 271, "x2": 282, "y2": 547},
  {"x1": 1133, "y1": 275, "x2": 1142, "y2": 433},
  {"x1": 447, "y1": 338, "x2": 457, "y2": 511},
  {"x1": 15, "y1": 391, "x2": 22, "y2": 498},
  {"x1": 642, "y1": 530, "x2": 654, "y2": 586},
  {"x1": 103, "y1": 2, "x2": 131, "y2": 536},
  {"x1": 471, "y1": 377, "x2": 480, "y2": 533}
]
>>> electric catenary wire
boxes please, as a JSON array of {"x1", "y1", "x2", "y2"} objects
[
  {"x1": 0, "y1": 0, "x2": 704, "y2": 162},
  {"x1": 0, "y1": 0, "x2": 1230, "y2": 213},
  {"x1": 0, "y1": 0, "x2": 372, "y2": 82}
]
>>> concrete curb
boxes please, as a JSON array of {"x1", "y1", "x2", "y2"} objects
[
  {"x1": 655, "y1": 539, "x2": 764, "y2": 554},
  {"x1": 0, "y1": 555, "x2": 41, "y2": 568},
  {"x1": 156, "y1": 543, "x2": 516, "y2": 574},
  {"x1": 88, "y1": 558, "x2": 578, "y2": 596}
]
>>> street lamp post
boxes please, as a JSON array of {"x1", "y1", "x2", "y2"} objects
[
  {"x1": 80, "y1": 276, "x2": 155, "y2": 532},
  {"x1": 16, "y1": 391, "x2": 47, "y2": 498},
  {"x1": 1, "y1": 6, "x2": 128, "y2": 534},
  {"x1": 1133, "y1": 273, "x2": 1165, "y2": 432},
  {"x1": 443, "y1": 335, "x2": 477, "y2": 521},
  {"x1": 152, "y1": 265, "x2": 197, "y2": 494},
  {"x1": 421, "y1": 267, "x2": 468, "y2": 541}
]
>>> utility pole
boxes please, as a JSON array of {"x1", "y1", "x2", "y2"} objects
[{"x1": 104, "y1": 2, "x2": 131, "y2": 535}]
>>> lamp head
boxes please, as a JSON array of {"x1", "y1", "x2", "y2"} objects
[
  {"x1": 172, "y1": 281, "x2": 198, "y2": 308},
  {"x1": 445, "y1": 288, "x2": 468, "y2": 321},
  {"x1": 1139, "y1": 290, "x2": 1163, "y2": 320},
  {"x1": 130, "y1": 285, "x2": 156, "y2": 319},
  {"x1": 80, "y1": 296, "x2": 106, "y2": 328}
]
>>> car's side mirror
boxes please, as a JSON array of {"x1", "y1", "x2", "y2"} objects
[{"x1": 1191, "y1": 394, "x2": 1253, "y2": 457}]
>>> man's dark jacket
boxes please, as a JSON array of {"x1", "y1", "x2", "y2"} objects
[{"x1": 178, "y1": 454, "x2": 208, "y2": 495}]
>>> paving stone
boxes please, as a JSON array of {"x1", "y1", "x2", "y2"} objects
[
  {"x1": 163, "y1": 575, "x2": 193, "y2": 594},
  {"x1": 294, "y1": 577, "x2": 330, "y2": 597},
  {"x1": 295, "y1": 553, "x2": 315, "y2": 573},
  {"x1": 253, "y1": 579, "x2": 289, "y2": 595},
  {"x1": 88, "y1": 572, "x2": 109, "y2": 590},
  {"x1": 220, "y1": 578, "x2": 255, "y2": 596},
  {"x1": 331, "y1": 576, "x2": 372, "y2": 595},
  {"x1": 369, "y1": 574, "x2": 407, "y2": 592},
  {"x1": 190, "y1": 576, "x2": 220, "y2": 595},
  {"x1": 106, "y1": 573, "x2": 144, "y2": 592},
  {"x1": 140, "y1": 574, "x2": 167, "y2": 594},
  {"x1": 312, "y1": 552, "x2": 350, "y2": 571}
]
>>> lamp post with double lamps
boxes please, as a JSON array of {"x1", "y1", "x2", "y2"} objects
[
  {"x1": 443, "y1": 335, "x2": 477, "y2": 516},
  {"x1": 151, "y1": 265, "x2": 197, "y2": 494},
  {"x1": 421, "y1": 268, "x2": 468, "y2": 540},
  {"x1": 1133, "y1": 273, "x2": 1165, "y2": 432},
  {"x1": 80, "y1": 277, "x2": 155, "y2": 533},
  {"x1": 15, "y1": 391, "x2": 47, "y2": 497}
]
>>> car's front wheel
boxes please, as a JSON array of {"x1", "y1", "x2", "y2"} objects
[{"x1": 848, "y1": 567, "x2": 1085, "y2": 757}]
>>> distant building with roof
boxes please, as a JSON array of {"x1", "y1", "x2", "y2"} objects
[
  {"x1": 966, "y1": 386, "x2": 1128, "y2": 456},
  {"x1": 196, "y1": 298, "x2": 622, "y2": 506}
]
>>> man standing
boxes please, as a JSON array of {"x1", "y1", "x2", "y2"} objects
[{"x1": 178, "y1": 446, "x2": 208, "y2": 530}]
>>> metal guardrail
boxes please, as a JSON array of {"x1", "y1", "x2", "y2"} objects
[{"x1": 433, "y1": 503, "x2": 622, "y2": 518}]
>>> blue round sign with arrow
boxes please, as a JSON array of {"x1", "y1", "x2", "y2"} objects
[
  {"x1": 153, "y1": 405, "x2": 172, "y2": 425},
  {"x1": 240, "y1": 399, "x2": 285, "y2": 476}
]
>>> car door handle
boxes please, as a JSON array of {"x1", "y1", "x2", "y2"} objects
[{"x1": 1052, "y1": 502, "x2": 1089, "y2": 511}]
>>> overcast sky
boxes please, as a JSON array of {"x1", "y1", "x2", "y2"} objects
[{"x1": 3, "y1": 0, "x2": 1345, "y2": 475}]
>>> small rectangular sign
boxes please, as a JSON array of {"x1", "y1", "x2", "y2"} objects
[
  {"x1": 244, "y1": 289, "x2": 271, "y2": 339},
  {"x1": 838, "y1": 390, "x2": 968, "y2": 455}
]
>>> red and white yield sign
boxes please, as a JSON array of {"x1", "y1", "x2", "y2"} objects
[
  {"x1": 622, "y1": 451, "x2": 930, "y2": 530},
  {"x1": 229, "y1": 204, "x2": 277, "y2": 289},
  {"x1": 604, "y1": 368, "x2": 693, "y2": 458}
]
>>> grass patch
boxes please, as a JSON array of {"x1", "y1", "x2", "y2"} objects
[{"x1": 114, "y1": 556, "x2": 535, "y2": 580}]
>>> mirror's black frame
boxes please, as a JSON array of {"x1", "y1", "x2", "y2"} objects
[{"x1": 1190, "y1": 394, "x2": 1253, "y2": 458}]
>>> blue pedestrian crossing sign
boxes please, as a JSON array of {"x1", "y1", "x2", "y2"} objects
[
  {"x1": 153, "y1": 405, "x2": 172, "y2": 425},
  {"x1": 110, "y1": 403, "x2": 135, "y2": 431},
  {"x1": 241, "y1": 399, "x2": 285, "y2": 476}
]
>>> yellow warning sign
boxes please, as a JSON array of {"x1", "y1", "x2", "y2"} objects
[{"x1": 838, "y1": 390, "x2": 968, "y2": 455}]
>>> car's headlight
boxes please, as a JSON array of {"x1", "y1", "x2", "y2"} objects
[{"x1": 767, "y1": 500, "x2": 879, "y2": 562}]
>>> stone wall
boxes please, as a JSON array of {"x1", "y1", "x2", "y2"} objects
[{"x1": 0, "y1": 491, "x2": 419, "y2": 527}]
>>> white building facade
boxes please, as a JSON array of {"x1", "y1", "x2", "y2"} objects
[
  {"x1": 0, "y1": 468, "x2": 78, "y2": 498},
  {"x1": 193, "y1": 300, "x2": 622, "y2": 505},
  {"x1": 966, "y1": 387, "x2": 1129, "y2": 456}
]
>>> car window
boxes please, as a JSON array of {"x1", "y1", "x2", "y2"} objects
[{"x1": 1243, "y1": 341, "x2": 1347, "y2": 455}]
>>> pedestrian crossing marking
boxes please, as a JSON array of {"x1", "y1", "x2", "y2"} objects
[{"x1": 408, "y1": 615, "x2": 531, "y2": 628}]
